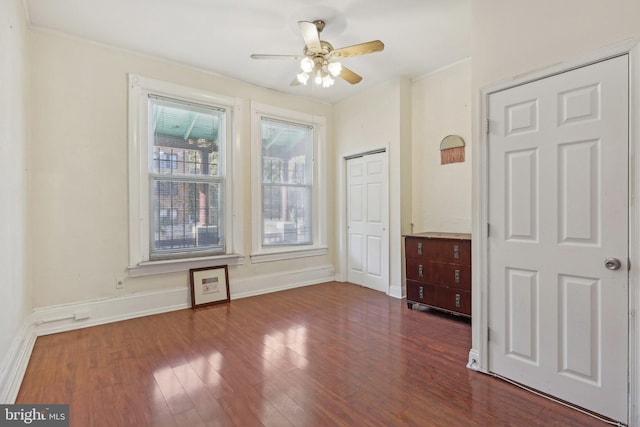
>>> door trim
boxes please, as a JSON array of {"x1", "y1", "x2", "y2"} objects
[
  {"x1": 344, "y1": 148, "x2": 387, "y2": 160},
  {"x1": 472, "y1": 38, "x2": 640, "y2": 425}
]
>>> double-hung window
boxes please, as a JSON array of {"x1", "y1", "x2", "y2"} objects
[
  {"x1": 251, "y1": 103, "x2": 327, "y2": 261},
  {"x1": 148, "y1": 95, "x2": 225, "y2": 258},
  {"x1": 261, "y1": 118, "x2": 313, "y2": 246},
  {"x1": 129, "y1": 75, "x2": 237, "y2": 269}
]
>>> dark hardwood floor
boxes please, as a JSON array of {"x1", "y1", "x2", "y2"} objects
[{"x1": 17, "y1": 282, "x2": 607, "y2": 426}]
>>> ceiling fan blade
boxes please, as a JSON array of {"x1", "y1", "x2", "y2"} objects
[
  {"x1": 298, "y1": 21, "x2": 321, "y2": 53},
  {"x1": 339, "y1": 66, "x2": 363, "y2": 85},
  {"x1": 331, "y1": 40, "x2": 384, "y2": 59},
  {"x1": 250, "y1": 54, "x2": 303, "y2": 60}
]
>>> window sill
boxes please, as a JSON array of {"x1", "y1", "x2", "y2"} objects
[
  {"x1": 128, "y1": 254, "x2": 244, "y2": 277},
  {"x1": 250, "y1": 247, "x2": 328, "y2": 264}
]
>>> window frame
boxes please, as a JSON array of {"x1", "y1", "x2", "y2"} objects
[
  {"x1": 250, "y1": 102, "x2": 327, "y2": 263},
  {"x1": 128, "y1": 74, "x2": 243, "y2": 274}
]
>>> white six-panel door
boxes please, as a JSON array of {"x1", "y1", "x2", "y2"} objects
[
  {"x1": 488, "y1": 55, "x2": 629, "y2": 422},
  {"x1": 347, "y1": 152, "x2": 389, "y2": 293}
]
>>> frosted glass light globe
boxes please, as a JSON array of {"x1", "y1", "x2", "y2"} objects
[
  {"x1": 296, "y1": 72, "x2": 309, "y2": 85},
  {"x1": 300, "y1": 57, "x2": 314, "y2": 73},
  {"x1": 327, "y1": 62, "x2": 342, "y2": 77}
]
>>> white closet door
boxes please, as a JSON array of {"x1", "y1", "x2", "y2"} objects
[{"x1": 347, "y1": 152, "x2": 389, "y2": 293}]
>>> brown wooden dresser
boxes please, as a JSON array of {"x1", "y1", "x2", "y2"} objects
[{"x1": 404, "y1": 232, "x2": 471, "y2": 317}]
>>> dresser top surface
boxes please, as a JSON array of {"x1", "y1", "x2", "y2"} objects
[{"x1": 404, "y1": 232, "x2": 471, "y2": 240}]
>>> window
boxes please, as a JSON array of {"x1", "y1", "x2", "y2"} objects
[
  {"x1": 148, "y1": 96, "x2": 225, "y2": 258},
  {"x1": 129, "y1": 75, "x2": 240, "y2": 269},
  {"x1": 251, "y1": 103, "x2": 327, "y2": 261},
  {"x1": 261, "y1": 118, "x2": 313, "y2": 246},
  {"x1": 155, "y1": 152, "x2": 178, "y2": 170}
]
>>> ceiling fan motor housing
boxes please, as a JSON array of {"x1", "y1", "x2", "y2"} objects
[
  {"x1": 304, "y1": 41, "x2": 334, "y2": 57},
  {"x1": 312, "y1": 20, "x2": 326, "y2": 33}
]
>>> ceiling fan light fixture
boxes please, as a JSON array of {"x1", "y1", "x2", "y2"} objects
[
  {"x1": 300, "y1": 57, "x2": 314, "y2": 73},
  {"x1": 322, "y1": 74, "x2": 335, "y2": 88},
  {"x1": 296, "y1": 72, "x2": 310, "y2": 85},
  {"x1": 251, "y1": 20, "x2": 383, "y2": 89},
  {"x1": 327, "y1": 61, "x2": 342, "y2": 77}
]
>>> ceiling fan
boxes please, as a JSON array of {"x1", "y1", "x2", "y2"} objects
[{"x1": 250, "y1": 20, "x2": 384, "y2": 88}]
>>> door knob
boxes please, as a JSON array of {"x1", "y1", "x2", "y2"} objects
[{"x1": 604, "y1": 258, "x2": 622, "y2": 270}]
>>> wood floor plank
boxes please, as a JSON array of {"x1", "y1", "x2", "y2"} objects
[
  {"x1": 16, "y1": 282, "x2": 610, "y2": 426},
  {"x1": 153, "y1": 365, "x2": 195, "y2": 415}
]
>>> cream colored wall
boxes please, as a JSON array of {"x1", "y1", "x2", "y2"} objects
[
  {"x1": 28, "y1": 29, "x2": 334, "y2": 308},
  {"x1": 411, "y1": 59, "x2": 471, "y2": 233},
  {"x1": 0, "y1": 0, "x2": 30, "y2": 388},
  {"x1": 472, "y1": 1, "x2": 640, "y2": 90},
  {"x1": 333, "y1": 79, "x2": 412, "y2": 297},
  {"x1": 471, "y1": 2, "x2": 640, "y2": 424}
]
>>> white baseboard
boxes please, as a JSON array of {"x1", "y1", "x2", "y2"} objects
[
  {"x1": 467, "y1": 348, "x2": 481, "y2": 371},
  {"x1": 32, "y1": 287, "x2": 190, "y2": 337},
  {"x1": 0, "y1": 264, "x2": 336, "y2": 402},
  {"x1": 230, "y1": 264, "x2": 335, "y2": 299},
  {"x1": 32, "y1": 264, "x2": 335, "y2": 336},
  {"x1": 0, "y1": 320, "x2": 37, "y2": 404},
  {"x1": 388, "y1": 284, "x2": 404, "y2": 299}
]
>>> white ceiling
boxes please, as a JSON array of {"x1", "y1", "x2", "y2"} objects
[{"x1": 25, "y1": 0, "x2": 471, "y2": 103}]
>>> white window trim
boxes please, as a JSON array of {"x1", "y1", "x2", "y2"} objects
[
  {"x1": 128, "y1": 74, "x2": 244, "y2": 275},
  {"x1": 250, "y1": 102, "x2": 327, "y2": 263}
]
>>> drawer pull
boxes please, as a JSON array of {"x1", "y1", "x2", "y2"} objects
[
  {"x1": 454, "y1": 245, "x2": 460, "y2": 259},
  {"x1": 419, "y1": 286, "x2": 424, "y2": 299},
  {"x1": 455, "y1": 293, "x2": 461, "y2": 308},
  {"x1": 417, "y1": 242, "x2": 422, "y2": 255},
  {"x1": 418, "y1": 264, "x2": 423, "y2": 277},
  {"x1": 455, "y1": 269, "x2": 461, "y2": 283}
]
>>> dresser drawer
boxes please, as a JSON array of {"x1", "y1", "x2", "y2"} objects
[
  {"x1": 405, "y1": 237, "x2": 427, "y2": 259},
  {"x1": 407, "y1": 281, "x2": 471, "y2": 317},
  {"x1": 406, "y1": 259, "x2": 471, "y2": 290},
  {"x1": 437, "y1": 288, "x2": 471, "y2": 316},
  {"x1": 406, "y1": 280, "x2": 438, "y2": 306},
  {"x1": 405, "y1": 237, "x2": 471, "y2": 265}
]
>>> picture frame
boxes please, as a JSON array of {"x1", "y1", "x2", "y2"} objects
[{"x1": 189, "y1": 265, "x2": 230, "y2": 308}]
